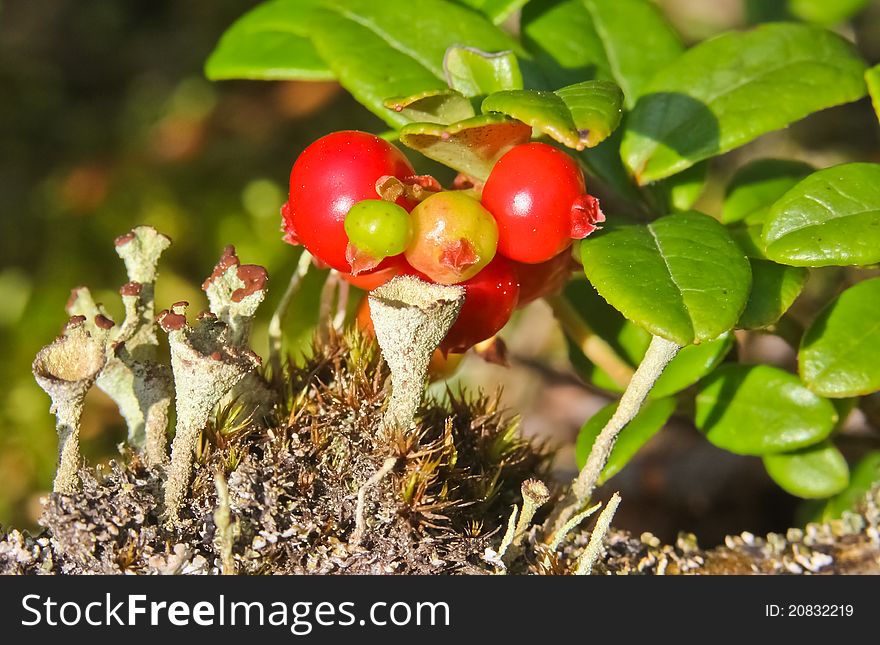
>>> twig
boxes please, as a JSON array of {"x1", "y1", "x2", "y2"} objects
[
  {"x1": 548, "y1": 335, "x2": 680, "y2": 533},
  {"x1": 574, "y1": 492, "x2": 621, "y2": 575},
  {"x1": 268, "y1": 251, "x2": 312, "y2": 380},
  {"x1": 351, "y1": 457, "x2": 397, "y2": 546},
  {"x1": 545, "y1": 294, "x2": 635, "y2": 388}
]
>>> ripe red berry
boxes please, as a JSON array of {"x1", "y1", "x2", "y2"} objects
[
  {"x1": 282, "y1": 131, "x2": 416, "y2": 272},
  {"x1": 481, "y1": 143, "x2": 604, "y2": 264},
  {"x1": 405, "y1": 191, "x2": 498, "y2": 285},
  {"x1": 514, "y1": 249, "x2": 577, "y2": 307},
  {"x1": 438, "y1": 255, "x2": 520, "y2": 354}
]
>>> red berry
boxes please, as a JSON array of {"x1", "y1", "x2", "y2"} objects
[
  {"x1": 405, "y1": 191, "x2": 498, "y2": 285},
  {"x1": 481, "y1": 143, "x2": 604, "y2": 264},
  {"x1": 438, "y1": 255, "x2": 520, "y2": 354},
  {"x1": 514, "y1": 249, "x2": 577, "y2": 307},
  {"x1": 283, "y1": 131, "x2": 416, "y2": 272}
]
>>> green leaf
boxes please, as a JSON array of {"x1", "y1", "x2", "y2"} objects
[
  {"x1": 482, "y1": 90, "x2": 579, "y2": 145},
  {"x1": 723, "y1": 159, "x2": 814, "y2": 225},
  {"x1": 810, "y1": 452, "x2": 880, "y2": 521},
  {"x1": 399, "y1": 114, "x2": 532, "y2": 181},
  {"x1": 728, "y1": 222, "x2": 768, "y2": 260},
  {"x1": 799, "y1": 277, "x2": 880, "y2": 397},
  {"x1": 695, "y1": 364, "x2": 838, "y2": 455},
  {"x1": 564, "y1": 277, "x2": 733, "y2": 396},
  {"x1": 621, "y1": 24, "x2": 867, "y2": 184},
  {"x1": 651, "y1": 161, "x2": 709, "y2": 213},
  {"x1": 455, "y1": 0, "x2": 531, "y2": 24},
  {"x1": 520, "y1": 0, "x2": 613, "y2": 89},
  {"x1": 444, "y1": 47, "x2": 523, "y2": 97},
  {"x1": 205, "y1": 0, "x2": 333, "y2": 81},
  {"x1": 481, "y1": 81, "x2": 623, "y2": 149},
  {"x1": 582, "y1": 0, "x2": 683, "y2": 109},
  {"x1": 788, "y1": 0, "x2": 869, "y2": 25},
  {"x1": 738, "y1": 259, "x2": 808, "y2": 330},
  {"x1": 580, "y1": 211, "x2": 751, "y2": 345},
  {"x1": 310, "y1": 0, "x2": 522, "y2": 127},
  {"x1": 575, "y1": 397, "x2": 676, "y2": 483},
  {"x1": 763, "y1": 163, "x2": 880, "y2": 267},
  {"x1": 384, "y1": 89, "x2": 476, "y2": 124},
  {"x1": 555, "y1": 80, "x2": 624, "y2": 147},
  {"x1": 866, "y1": 64, "x2": 880, "y2": 124},
  {"x1": 764, "y1": 441, "x2": 849, "y2": 499}
]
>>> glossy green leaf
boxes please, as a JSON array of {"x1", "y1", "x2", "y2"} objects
[
  {"x1": 582, "y1": 0, "x2": 683, "y2": 108},
  {"x1": 575, "y1": 397, "x2": 676, "y2": 483},
  {"x1": 564, "y1": 278, "x2": 733, "y2": 396},
  {"x1": 520, "y1": 0, "x2": 612, "y2": 89},
  {"x1": 695, "y1": 364, "x2": 838, "y2": 456},
  {"x1": 310, "y1": 0, "x2": 522, "y2": 128},
  {"x1": 764, "y1": 441, "x2": 849, "y2": 499},
  {"x1": 651, "y1": 161, "x2": 709, "y2": 213},
  {"x1": 580, "y1": 211, "x2": 751, "y2": 346},
  {"x1": 481, "y1": 81, "x2": 623, "y2": 149},
  {"x1": 788, "y1": 0, "x2": 869, "y2": 25},
  {"x1": 728, "y1": 222, "x2": 768, "y2": 260},
  {"x1": 205, "y1": 0, "x2": 332, "y2": 81},
  {"x1": 809, "y1": 452, "x2": 880, "y2": 521},
  {"x1": 555, "y1": 80, "x2": 624, "y2": 147},
  {"x1": 384, "y1": 89, "x2": 475, "y2": 124},
  {"x1": 622, "y1": 24, "x2": 867, "y2": 184},
  {"x1": 799, "y1": 277, "x2": 880, "y2": 397},
  {"x1": 456, "y1": 0, "x2": 531, "y2": 24},
  {"x1": 482, "y1": 90, "x2": 579, "y2": 146},
  {"x1": 866, "y1": 64, "x2": 880, "y2": 124},
  {"x1": 763, "y1": 163, "x2": 880, "y2": 267},
  {"x1": 399, "y1": 114, "x2": 532, "y2": 181},
  {"x1": 444, "y1": 47, "x2": 523, "y2": 97},
  {"x1": 723, "y1": 159, "x2": 814, "y2": 225},
  {"x1": 738, "y1": 259, "x2": 808, "y2": 330}
]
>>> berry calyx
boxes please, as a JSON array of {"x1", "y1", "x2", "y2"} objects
[
  {"x1": 405, "y1": 191, "x2": 499, "y2": 285},
  {"x1": 438, "y1": 255, "x2": 520, "y2": 354},
  {"x1": 340, "y1": 254, "x2": 412, "y2": 292},
  {"x1": 283, "y1": 130, "x2": 416, "y2": 272},
  {"x1": 481, "y1": 142, "x2": 605, "y2": 264},
  {"x1": 344, "y1": 199, "x2": 412, "y2": 275}
]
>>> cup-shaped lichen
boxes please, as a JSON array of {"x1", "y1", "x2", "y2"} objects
[
  {"x1": 32, "y1": 318, "x2": 106, "y2": 493},
  {"x1": 368, "y1": 275, "x2": 465, "y2": 432},
  {"x1": 159, "y1": 302, "x2": 261, "y2": 524}
]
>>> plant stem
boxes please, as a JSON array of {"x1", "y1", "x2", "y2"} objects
[
  {"x1": 268, "y1": 251, "x2": 312, "y2": 380},
  {"x1": 548, "y1": 335, "x2": 680, "y2": 533},
  {"x1": 766, "y1": 313, "x2": 804, "y2": 349},
  {"x1": 545, "y1": 294, "x2": 635, "y2": 388}
]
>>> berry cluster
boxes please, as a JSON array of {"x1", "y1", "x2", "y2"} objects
[{"x1": 282, "y1": 130, "x2": 603, "y2": 354}]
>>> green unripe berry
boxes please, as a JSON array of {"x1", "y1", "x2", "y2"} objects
[
  {"x1": 405, "y1": 191, "x2": 498, "y2": 285},
  {"x1": 344, "y1": 199, "x2": 412, "y2": 259}
]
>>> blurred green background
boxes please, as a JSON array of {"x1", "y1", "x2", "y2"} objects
[{"x1": 2, "y1": 0, "x2": 880, "y2": 540}]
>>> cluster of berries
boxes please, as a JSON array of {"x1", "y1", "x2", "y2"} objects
[{"x1": 282, "y1": 130, "x2": 603, "y2": 354}]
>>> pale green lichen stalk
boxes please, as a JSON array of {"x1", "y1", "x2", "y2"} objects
[
  {"x1": 32, "y1": 318, "x2": 106, "y2": 493},
  {"x1": 66, "y1": 226, "x2": 173, "y2": 466},
  {"x1": 368, "y1": 275, "x2": 465, "y2": 432},
  {"x1": 159, "y1": 301, "x2": 261, "y2": 525}
]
